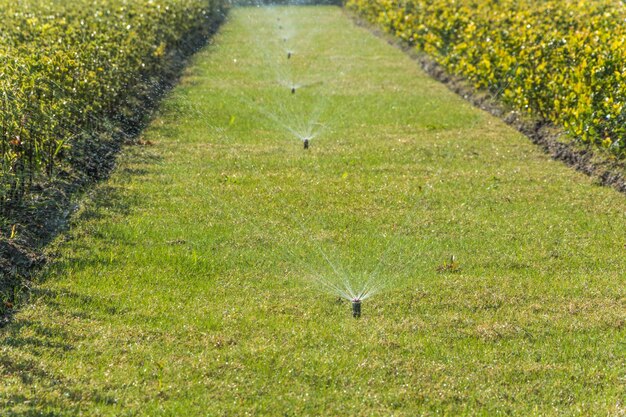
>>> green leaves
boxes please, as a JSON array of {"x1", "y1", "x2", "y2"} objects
[
  {"x1": 0, "y1": 0, "x2": 226, "y2": 208},
  {"x1": 347, "y1": 0, "x2": 626, "y2": 156}
]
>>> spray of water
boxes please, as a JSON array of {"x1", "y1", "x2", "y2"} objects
[
  {"x1": 196, "y1": 7, "x2": 438, "y2": 317},
  {"x1": 278, "y1": 180, "x2": 436, "y2": 305},
  {"x1": 235, "y1": 7, "x2": 332, "y2": 148},
  {"x1": 244, "y1": 94, "x2": 327, "y2": 146},
  {"x1": 200, "y1": 165, "x2": 436, "y2": 320}
]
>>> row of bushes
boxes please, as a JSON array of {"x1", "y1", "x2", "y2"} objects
[
  {"x1": 346, "y1": 0, "x2": 626, "y2": 156},
  {"x1": 0, "y1": 0, "x2": 226, "y2": 210}
]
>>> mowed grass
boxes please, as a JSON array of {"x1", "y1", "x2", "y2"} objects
[{"x1": 1, "y1": 6, "x2": 625, "y2": 416}]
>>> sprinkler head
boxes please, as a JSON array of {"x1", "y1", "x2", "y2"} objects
[
  {"x1": 291, "y1": 87, "x2": 296, "y2": 94},
  {"x1": 303, "y1": 138, "x2": 309, "y2": 149},
  {"x1": 352, "y1": 299, "x2": 361, "y2": 318},
  {"x1": 287, "y1": 51, "x2": 292, "y2": 59}
]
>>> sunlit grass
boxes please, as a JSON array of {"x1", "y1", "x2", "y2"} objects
[{"x1": 0, "y1": 6, "x2": 624, "y2": 416}]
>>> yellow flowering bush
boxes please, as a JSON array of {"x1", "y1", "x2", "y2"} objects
[{"x1": 347, "y1": 0, "x2": 626, "y2": 156}]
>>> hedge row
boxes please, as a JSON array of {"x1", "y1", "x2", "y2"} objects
[
  {"x1": 346, "y1": 0, "x2": 626, "y2": 156},
  {"x1": 0, "y1": 0, "x2": 225, "y2": 209}
]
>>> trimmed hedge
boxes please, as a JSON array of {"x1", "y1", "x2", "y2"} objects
[
  {"x1": 0, "y1": 0, "x2": 226, "y2": 208},
  {"x1": 347, "y1": 0, "x2": 626, "y2": 156}
]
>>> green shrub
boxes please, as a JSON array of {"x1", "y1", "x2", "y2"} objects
[
  {"x1": 347, "y1": 0, "x2": 626, "y2": 156},
  {"x1": 0, "y1": 0, "x2": 226, "y2": 209}
]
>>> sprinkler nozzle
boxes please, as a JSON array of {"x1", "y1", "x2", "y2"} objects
[
  {"x1": 352, "y1": 299, "x2": 361, "y2": 318},
  {"x1": 287, "y1": 51, "x2": 292, "y2": 59},
  {"x1": 303, "y1": 138, "x2": 309, "y2": 149},
  {"x1": 291, "y1": 87, "x2": 296, "y2": 94}
]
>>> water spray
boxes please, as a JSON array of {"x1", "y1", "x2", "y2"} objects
[{"x1": 352, "y1": 299, "x2": 362, "y2": 318}]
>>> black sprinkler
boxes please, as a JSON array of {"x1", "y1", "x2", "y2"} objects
[
  {"x1": 352, "y1": 299, "x2": 361, "y2": 318},
  {"x1": 291, "y1": 87, "x2": 296, "y2": 94},
  {"x1": 303, "y1": 138, "x2": 309, "y2": 149},
  {"x1": 287, "y1": 51, "x2": 292, "y2": 59}
]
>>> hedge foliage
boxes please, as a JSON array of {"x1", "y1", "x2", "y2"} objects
[
  {"x1": 0, "y1": 0, "x2": 225, "y2": 208},
  {"x1": 347, "y1": 0, "x2": 626, "y2": 156}
]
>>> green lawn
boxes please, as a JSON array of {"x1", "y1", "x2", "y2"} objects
[{"x1": 1, "y1": 6, "x2": 625, "y2": 416}]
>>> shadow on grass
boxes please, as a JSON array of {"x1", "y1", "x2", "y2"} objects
[
  {"x1": 0, "y1": 313, "x2": 73, "y2": 414},
  {"x1": 0, "y1": 285, "x2": 127, "y2": 413},
  {"x1": 0, "y1": 150, "x2": 155, "y2": 413},
  {"x1": 2, "y1": 404, "x2": 65, "y2": 417}
]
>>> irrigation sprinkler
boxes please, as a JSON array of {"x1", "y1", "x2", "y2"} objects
[
  {"x1": 303, "y1": 138, "x2": 309, "y2": 149},
  {"x1": 352, "y1": 299, "x2": 361, "y2": 318},
  {"x1": 287, "y1": 51, "x2": 292, "y2": 59},
  {"x1": 291, "y1": 87, "x2": 296, "y2": 94}
]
